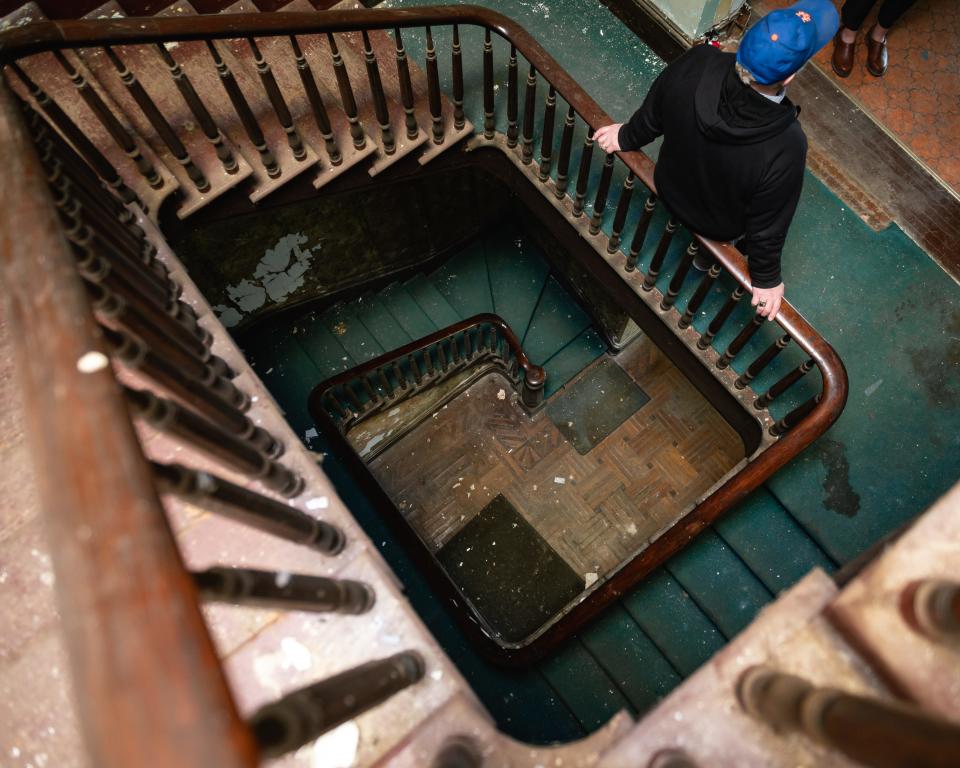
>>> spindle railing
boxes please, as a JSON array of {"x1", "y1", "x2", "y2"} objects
[
  {"x1": 0, "y1": 5, "x2": 852, "y2": 765},
  {"x1": 309, "y1": 313, "x2": 545, "y2": 455}
]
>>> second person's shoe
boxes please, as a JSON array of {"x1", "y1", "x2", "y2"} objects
[
  {"x1": 866, "y1": 26, "x2": 889, "y2": 76},
  {"x1": 831, "y1": 30, "x2": 856, "y2": 78}
]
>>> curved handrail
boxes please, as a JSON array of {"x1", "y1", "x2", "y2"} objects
[{"x1": 308, "y1": 312, "x2": 545, "y2": 428}]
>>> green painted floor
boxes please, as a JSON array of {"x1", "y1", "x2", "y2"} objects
[{"x1": 235, "y1": 0, "x2": 960, "y2": 745}]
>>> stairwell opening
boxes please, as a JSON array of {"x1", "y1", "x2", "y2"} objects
[{"x1": 172, "y1": 150, "x2": 760, "y2": 669}]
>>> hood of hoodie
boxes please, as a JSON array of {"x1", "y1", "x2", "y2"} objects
[{"x1": 694, "y1": 51, "x2": 798, "y2": 144}]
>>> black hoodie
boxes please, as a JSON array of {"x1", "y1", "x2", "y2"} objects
[{"x1": 617, "y1": 44, "x2": 806, "y2": 288}]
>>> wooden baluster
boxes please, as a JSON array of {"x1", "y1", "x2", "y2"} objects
[
  {"x1": 194, "y1": 566, "x2": 373, "y2": 613},
  {"x1": 392, "y1": 360, "x2": 408, "y2": 390},
  {"x1": 770, "y1": 394, "x2": 821, "y2": 436},
  {"x1": 754, "y1": 359, "x2": 813, "y2": 409},
  {"x1": 53, "y1": 50, "x2": 162, "y2": 188},
  {"x1": 360, "y1": 375, "x2": 379, "y2": 405},
  {"x1": 75, "y1": 245, "x2": 208, "y2": 351},
  {"x1": 425, "y1": 26, "x2": 444, "y2": 144},
  {"x1": 87, "y1": 281, "x2": 237, "y2": 389},
  {"x1": 289, "y1": 35, "x2": 341, "y2": 165},
  {"x1": 326, "y1": 33, "x2": 366, "y2": 150},
  {"x1": 463, "y1": 329, "x2": 473, "y2": 359},
  {"x1": 679, "y1": 263, "x2": 721, "y2": 329},
  {"x1": 451, "y1": 24, "x2": 465, "y2": 130},
  {"x1": 588, "y1": 152, "x2": 615, "y2": 234},
  {"x1": 423, "y1": 346, "x2": 435, "y2": 377},
  {"x1": 377, "y1": 367, "x2": 394, "y2": 398},
  {"x1": 642, "y1": 218, "x2": 678, "y2": 290},
  {"x1": 572, "y1": 133, "x2": 595, "y2": 216},
  {"x1": 359, "y1": 30, "x2": 395, "y2": 155},
  {"x1": 625, "y1": 194, "x2": 657, "y2": 271},
  {"x1": 325, "y1": 392, "x2": 352, "y2": 422},
  {"x1": 506, "y1": 45, "x2": 519, "y2": 147},
  {"x1": 739, "y1": 665, "x2": 960, "y2": 767},
  {"x1": 698, "y1": 286, "x2": 746, "y2": 350},
  {"x1": 343, "y1": 382, "x2": 364, "y2": 412},
  {"x1": 903, "y1": 579, "x2": 960, "y2": 642},
  {"x1": 607, "y1": 172, "x2": 635, "y2": 252},
  {"x1": 393, "y1": 28, "x2": 419, "y2": 141},
  {"x1": 660, "y1": 241, "x2": 698, "y2": 310},
  {"x1": 432, "y1": 736, "x2": 483, "y2": 768},
  {"x1": 251, "y1": 652, "x2": 425, "y2": 758},
  {"x1": 520, "y1": 63, "x2": 537, "y2": 164},
  {"x1": 735, "y1": 334, "x2": 791, "y2": 389},
  {"x1": 408, "y1": 353, "x2": 422, "y2": 385},
  {"x1": 449, "y1": 337, "x2": 461, "y2": 365},
  {"x1": 11, "y1": 65, "x2": 136, "y2": 202},
  {"x1": 156, "y1": 43, "x2": 238, "y2": 173},
  {"x1": 206, "y1": 41, "x2": 280, "y2": 177},
  {"x1": 105, "y1": 328, "x2": 290, "y2": 460},
  {"x1": 103, "y1": 46, "x2": 210, "y2": 192},
  {"x1": 247, "y1": 37, "x2": 306, "y2": 161},
  {"x1": 437, "y1": 339, "x2": 449, "y2": 371},
  {"x1": 482, "y1": 28, "x2": 495, "y2": 139},
  {"x1": 554, "y1": 105, "x2": 575, "y2": 198},
  {"x1": 154, "y1": 462, "x2": 341, "y2": 552},
  {"x1": 537, "y1": 85, "x2": 556, "y2": 181},
  {"x1": 717, "y1": 315, "x2": 763, "y2": 369},
  {"x1": 126, "y1": 387, "x2": 302, "y2": 496}
]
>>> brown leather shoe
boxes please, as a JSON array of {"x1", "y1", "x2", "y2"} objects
[
  {"x1": 831, "y1": 30, "x2": 856, "y2": 78},
  {"x1": 866, "y1": 26, "x2": 888, "y2": 76}
]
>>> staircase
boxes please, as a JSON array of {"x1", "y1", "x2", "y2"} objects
[{"x1": 1, "y1": 2, "x2": 957, "y2": 768}]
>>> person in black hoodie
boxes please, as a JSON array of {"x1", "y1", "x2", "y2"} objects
[{"x1": 595, "y1": 0, "x2": 839, "y2": 322}]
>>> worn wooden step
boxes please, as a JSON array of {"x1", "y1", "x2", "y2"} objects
[
  {"x1": 154, "y1": 0, "x2": 318, "y2": 203},
  {"x1": 221, "y1": 0, "x2": 377, "y2": 190},
  {"x1": 3, "y1": 2, "x2": 178, "y2": 217},
  {"x1": 76, "y1": 2, "x2": 253, "y2": 219}
]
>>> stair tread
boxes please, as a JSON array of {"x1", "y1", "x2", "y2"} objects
[
  {"x1": 353, "y1": 293, "x2": 414, "y2": 352},
  {"x1": 229, "y1": 0, "x2": 378, "y2": 190},
  {"x1": 715, "y1": 487, "x2": 836, "y2": 594},
  {"x1": 431, "y1": 240, "x2": 495, "y2": 318},
  {"x1": 666, "y1": 529, "x2": 774, "y2": 638},
  {"x1": 542, "y1": 327, "x2": 606, "y2": 399},
  {"x1": 4, "y1": 2, "x2": 178, "y2": 218},
  {"x1": 320, "y1": 303, "x2": 384, "y2": 363},
  {"x1": 484, "y1": 229, "x2": 551, "y2": 340},
  {"x1": 579, "y1": 605, "x2": 681, "y2": 713},
  {"x1": 521, "y1": 276, "x2": 593, "y2": 366},
  {"x1": 404, "y1": 274, "x2": 462, "y2": 329},
  {"x1": 77, "y1": 1, "x2": 253, "y2": 219},
  {"x1": 540, "y1": 640, "x2": 633, "y2": 730},
  {"x1": 380, "y1": 283, "x2": 438, "y2": 340},
  {"x1": 294, "y1": 310, "x2": 356, "y2": 378},
  {"x1": 622, "y1": 569, "x2": 726, "y2": 677}
]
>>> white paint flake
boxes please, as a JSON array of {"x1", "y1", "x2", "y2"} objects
[
  {"x1": 584, "y1": 572, "x2": 598, "y2": 588},
  {"x1": 864, "y1": 379, "x2": 883, "y2": 397},
  {"x1": 496, "y1": 388, "x2": 506, "y2": 400},
  {"x1": 553, "y1": 476, "x2": 566, "y2": 484}
]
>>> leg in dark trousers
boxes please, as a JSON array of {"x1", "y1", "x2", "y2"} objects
[{"x1": 841, "y1": 0, "x2": 917, "y2": 31}]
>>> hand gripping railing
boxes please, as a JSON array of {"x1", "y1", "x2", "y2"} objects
[{"x1": 309, "y1": 313, "x2": 544, "y2": 451}]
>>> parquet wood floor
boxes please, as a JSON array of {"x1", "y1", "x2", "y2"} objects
[{"x1": 367, "y1": 334, "x2": 746, "y2": 584}]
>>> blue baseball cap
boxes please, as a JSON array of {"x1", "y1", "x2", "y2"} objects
[{"x1": 737, "y1": 0, "x2": 839, "y2": 85}]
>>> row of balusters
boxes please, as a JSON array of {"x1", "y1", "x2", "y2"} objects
[
  {"x1": 6, "y1": 23, "x2": 467, "y2": 197},
  {"x1": 320, "y1": 320, "x2": 543, "y2": 430},
  {"x1": 483, "y1": 43, "x2": 821, "y2": 436},
  {"x1": 19, "y1": 99, "x2": 453, "y2": 761}
]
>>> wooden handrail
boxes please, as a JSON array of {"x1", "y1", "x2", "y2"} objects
[
  {"x1": 311, "y1": 311, "x2": 544, "y2": 394},
  {"x1": 0, "y1": 81, "x2": 257, "y2": 767}
]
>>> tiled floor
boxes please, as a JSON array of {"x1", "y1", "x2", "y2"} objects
[
  {"x1": 765, "y1": 0, "x2": 960, "y2": 196},
  {"x1": 368, "y1": 335, "x2": 745, "y2": 585}
]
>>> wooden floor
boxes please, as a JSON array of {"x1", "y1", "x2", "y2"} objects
[{"x1": 367, "y1": 334, "x2": 745, "y2": 582}]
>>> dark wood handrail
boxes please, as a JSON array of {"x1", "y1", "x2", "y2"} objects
[
  {"x1": 0, "y1": 82, "x2": 257, "y2": 767},
  {"x1": 311, "y1": 311, "x2": 544, "y2": 395}
]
